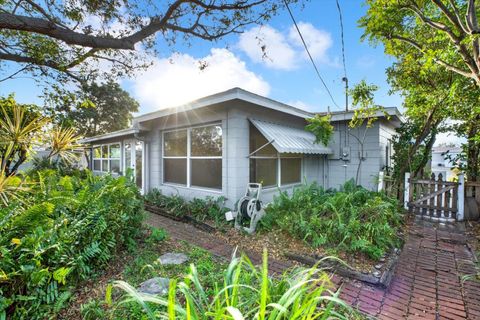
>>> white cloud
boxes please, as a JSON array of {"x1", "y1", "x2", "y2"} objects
[
  {"x1": 288, "y1": 100, "x2": 319, "y2": 112},
  {"x1": 434, "y1": 132, "x2": 466, "y2": 147},
  {"x1": 129, "y1": 48, "x2": 270, "y2": 112},
  {"x1": 237, "y1": 25, "x2": 298, "y2": 70},
  {"x1": 237, "y1": 23, "x2": 333, "y2": 70},
  {"x1": 356, "y1": 55, "x2": 376, "y2": 69},
  {"x1": 288, "y1": 22, "x2": 332, "y2": 63}
]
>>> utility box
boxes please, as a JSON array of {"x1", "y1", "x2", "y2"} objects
[{"x1": 341, "y1": 146, "x2": 350, "y2": 161}]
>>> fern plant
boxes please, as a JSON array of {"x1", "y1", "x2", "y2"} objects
[
  {"x1": 0, "y1": 169, "x2": 144, "y2": 319},
  {"x1": 261, "y1": 180, "x2": 403, "y2": 260}
]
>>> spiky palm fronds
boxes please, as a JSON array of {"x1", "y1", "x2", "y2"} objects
[
  {"x1": 0, "y1": 101, "x2": 49, "y2": 176},
  {"x1": 0, "y1": 143, "x2": 28, "y2": 206},
  {"x1": 47, "y1": 127, "x2": 83, "y2": 164}
]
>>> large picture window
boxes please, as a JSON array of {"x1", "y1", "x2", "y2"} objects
[
  {"x1": 92, "y1": 143, "x2": 121, "y2": 174},
  {"x1": 163, "y1": 124, "x2": 222, "y2": 190},
  {"x1": 249, "y1": 123, "x2": 302, "y2": 187}
]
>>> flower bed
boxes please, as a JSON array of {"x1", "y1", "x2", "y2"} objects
[
  {"x1": 259, "y1": 180, "x2": 405, "y2": 260},
  {"x1": 144, "y1": 189, "x2": 230, "y2": 230},
  {"x1": 144, "y1": 181, "x2": 407, "y2": 281}
]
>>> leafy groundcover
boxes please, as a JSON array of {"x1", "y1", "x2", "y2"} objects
[
  {"x1": 0, "y1": 170, "x2": 144, "y2": 319},
  {"x1": 259, "y1": 180, "x2": 404, "y2": 260}
]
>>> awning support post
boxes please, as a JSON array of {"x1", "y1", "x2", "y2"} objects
[{"x1": 247, "y1": 140, "x2": 275, "y2": 158}]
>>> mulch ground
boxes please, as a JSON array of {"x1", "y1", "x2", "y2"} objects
[
  {"x1": 214, "y1": 227, "x2": 382, "y2": 273},
  {"x1": 146, "y1": 212, "x2": 480, "y2": 319},
  {"x1": 58, "y1": 235, "x2": 185, "y2": 320}
]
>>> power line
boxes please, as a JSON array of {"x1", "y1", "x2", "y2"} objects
[
  {"x1": 336, "y1": 0, "x2": 349, "y2": 112},
  {"x1": 336, "y1": 0, "x2": 348, "y2": 83},
  {"x1": 335, "y1": 0, "x2": 349, "y2": 148},
  {"x1": 283, "y1": 0, "x2": 341, "y2": 110}
]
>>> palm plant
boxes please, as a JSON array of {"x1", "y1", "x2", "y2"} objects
[
  {"x1": 46, "y1": 126, "x2": 83, "y2": 164},
  {"x1": 0, "y1": 143, "x2": 28, "y2": 206},
  {"x1": 0, "y1": 98, "x2": 49, "y2": 176},
  {"x1": 109, "y1": 250, "x2": 358, "y2": 319}
]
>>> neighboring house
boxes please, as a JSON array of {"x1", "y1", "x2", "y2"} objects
[
  {"x1": 430, "y1": 146, "x2": 463, "y2": 181},
  {"x1": 81, "y1": 88, "x2": 402, "y2": 207},
  {"x1": 17, "y1": 150, "x2": 88, "y2": 172}
]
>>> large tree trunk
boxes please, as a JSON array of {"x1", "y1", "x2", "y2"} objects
[
  {"x1": 466, "y1": 115, "x2": 480, "y2": 181},
  {"x1": 395, "y1": 110, "x2": 441, "y2": 184}
]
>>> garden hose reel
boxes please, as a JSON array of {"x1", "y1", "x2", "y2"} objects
[{"x1": 225, "y1": 183, "x2": 265, "y2": 234}]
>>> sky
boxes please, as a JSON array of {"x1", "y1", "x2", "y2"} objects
[
  {"x1": 0, "y1": 0, "x2": 463, "y2": 145},
  {"x1": 0, "y1": 1, "x2": 402, "y2": 111}
]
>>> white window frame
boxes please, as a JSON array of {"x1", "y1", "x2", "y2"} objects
[
  {"x1": 249, "y1": 153, "x2": 303, "y2": 188},
  {"x1": 122, "y1": 139, "x2": 145, "y2": 193},
  {"x1": 279, "y1": 156, "x2": 303, "y2": 186},
  {"x1": 92, "y1": 142, "x2": 121, "y2": 174},
  {"x1": 249, "y1": 123, "x2": 303, "y2": 188},
  {"x1": 162, "y1": 123, "x2": 223, "y2": 191}
]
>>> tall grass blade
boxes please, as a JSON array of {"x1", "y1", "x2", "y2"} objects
[{"x1": 259, "y1": 249, "x2": 268, "y2": 320}]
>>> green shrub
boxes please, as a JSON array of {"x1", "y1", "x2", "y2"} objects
[
  {"x1": 29, "y1": 156, "x2": 88, "y2": 178},
  {"x1": 145, "y1": 189, "x2": 229, "y2": 225},
  {"x1": 0, "y1": 170, "x2": 144, "y2": 319},
  {"x1": 146, "y1": 227, "x2": 168, "y2": 243},
  {"x1": 261, "y1": 180, "x2": 403, "y2": 260},
  {"x1": 108, "y1": 251, "x2": 361, "y2": 319}
]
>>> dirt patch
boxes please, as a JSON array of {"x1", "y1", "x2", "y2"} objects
[
  {"x1": 58, "y1": 236, "x2": 183, "y2": 320},
  {"x1": 466, "y1": 220, "x2": 480, "y2": 258},
  {"x1": 215, "y1": 226, "x2": 402, "y2": 274}
]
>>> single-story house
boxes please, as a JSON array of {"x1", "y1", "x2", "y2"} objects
[
  {"x1": 429, "y1": 146, "x2": 463, "y2": 181},
  {"x1": 81, "y1": 88, "x2": 402, "y2": 207}
]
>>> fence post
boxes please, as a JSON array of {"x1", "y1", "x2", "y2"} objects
[
  {"x1": 404, "y1": 172, "x2": 410, "y2": 210},
  {"x1": 378, "y1": 171, "x2": 384, "y2": 193},
  {"x1": 457, "y1": 173, "x2": 465, "y2": 221}
]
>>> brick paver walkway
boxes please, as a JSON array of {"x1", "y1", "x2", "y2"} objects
[{"x1": 146, "y1": 213, "x2": 480, "y2": 319}]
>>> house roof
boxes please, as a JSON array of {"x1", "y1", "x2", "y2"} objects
[
  {"x1": 80, "y1": 88, "x2": 403, "y2": 144},
  {"x1": 79, "y1": 127, "x2": 140, "y2": 144},
  {"x1": 250, "y1": 119, "x2": 332, "y2": 155},
  {"x1": 134, "y1": 87, "x2": 313, "y2": 124},
  {"x1": 432, "y1": 146, "x2": 462, "y2": 154},
  {"x1": 316, "y1": 107, "x2": 404, "y2": 127}
]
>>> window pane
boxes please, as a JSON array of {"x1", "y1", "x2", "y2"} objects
[
  {"x1": 249, "y1": 123, "x2": 277, "y2": 156},
  {"x1": 93, "y1": 147, "x2": 101, "y2": 159},
  {"x1": 124, "y1": 142, "x2": 131, "y2": 172},
  {"x1": 93, "y1": 159, "x2": 101, "y2": 171},
  {"x1": 191, "y1": 159, "x2": 222, "y2": 189},
  {"x1": 281, "y1": 158, "x2": 301, "y2": 185},
  {"x1": 135, "y1": 142, "x2": 143, "y2": 189},
  {"x1": 102, "y1": 160, "x2": 109, "y2": 172},
  {"x1": 110, "y1": 159, "x2": 120, "y2": 174},
  {"x1": 164, "y1": 130, "x2": 187, "y2": 156},
  {"x1": 110, "y1": 144, "x2": 120, "y2": 158},
  {"x1": 164, "y1": 159, "x2": 187, "y2": 185},
  {"x1": 250, "y1": 158, "x2": 277, "y2": 187},
  {"x1": 191, "y1": 125, "x2": 222, "y2": 156},
  {"x1": 102, "y1": 145, "x2": 109, "y2": 158}
]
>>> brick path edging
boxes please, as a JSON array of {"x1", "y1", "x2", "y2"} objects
[{"x1": 146, "y1": 213, "x2": 480, "y2": 319}]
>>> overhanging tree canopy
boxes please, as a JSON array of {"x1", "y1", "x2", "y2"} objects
[
  {"x1": 360, "y1": 0, "x2": 480, "y2": 86},
  {"x1": 361, "y1": 0, "x2": 480, "y2": 181},
  {"x1": 0, "y1": 0, "x2": 298, "y2": 82}
]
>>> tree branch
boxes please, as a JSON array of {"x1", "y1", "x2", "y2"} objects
[
  {"x1": 0, "y1": 65, "x2": 29, "y2": 82},
  {"x1": 0, "y1": 52, "x2": 83, "y2": 82},
  {"x1": 432, "y1": 0, "x2": 469, "y2": 35},
  {"x1": 389, "y1": 34, "x2": 476, "y2": 80},
  {"x1": 0, "y1": 1, "x2": 269, "y2": 51},
  {"x1": 466, "y1": 0, "x2": 480, "y2": 33},
  {"x1": 0, "y1": 13, "x2": 138, "y2": 49},
  {"x1": 447, "y1": 0, "x2": 470, "y2": 34}
]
